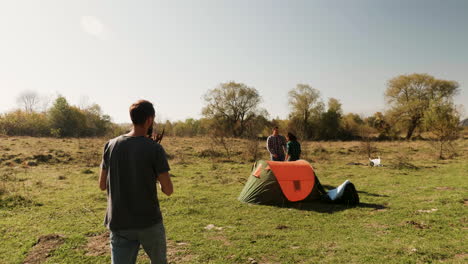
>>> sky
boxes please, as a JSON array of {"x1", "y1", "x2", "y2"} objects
[{"x1": 0, "y1": 0, "x2": 467, "y2": 123}]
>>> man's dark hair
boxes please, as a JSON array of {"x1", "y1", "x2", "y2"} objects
[
  {"x1": 129, "y1": 100, "x2": 155, "y2": 125},
  {"x1": 273, "y1": 126, "x2": 279, "y2": 130}
]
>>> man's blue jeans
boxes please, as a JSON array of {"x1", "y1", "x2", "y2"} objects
[{"x1": 110, "y1": 222, "x2": 167, "y2": 264}]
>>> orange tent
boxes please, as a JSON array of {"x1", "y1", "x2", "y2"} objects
[
  {"x1": 266, "y1": 160, "x2": 316, "y2": 202},
  {"x1": 238, "y1": 160, "x2": 323, "y2": 205},
  {"x1": 239, "y1": 160, "x2": 360, "y2": 206}
]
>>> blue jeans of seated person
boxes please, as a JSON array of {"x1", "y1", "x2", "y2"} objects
[{"x1": 110, "y1": 222, "x2": 167, "y2": 264}]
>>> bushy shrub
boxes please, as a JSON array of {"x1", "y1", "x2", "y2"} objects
[
  {"x1": 0, "y1": 110, "x2": 50, "y2": 136},
  {"x1": 0, "y1": 96, "x2": 114, "y2": 138}
]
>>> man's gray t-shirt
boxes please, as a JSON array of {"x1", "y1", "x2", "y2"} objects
[{"x1": 101, "y1": 135, "x2": 170, "y2": 231}]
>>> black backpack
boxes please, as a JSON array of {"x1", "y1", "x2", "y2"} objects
[{"x1": 334, "y1": 182, "x2": 360, "y2": 206}]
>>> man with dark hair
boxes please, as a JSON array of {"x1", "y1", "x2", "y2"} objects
[
  {"x1": 99, "y1": 99, "x2": 173, "y2": 264},
  {"x1": 266, "y1": 126, "x2": 286, "y2": 161}
]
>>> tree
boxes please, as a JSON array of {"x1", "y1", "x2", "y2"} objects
[
  {"x1": 319, "y1": 98, "x2": 342, "y2": 140},
  {"x1": 202, "y1": 81, "x2": 265, "y2": 137},
  {"x1": 385, "y1": 73, "x2": 459, "y2": 139},
  {"x1": 82, "y1": 104, "x2": 112, "y2": 136},
  {"x1": 340, "y1": 113, "x2": 364, "y2": 140},
  {"x1": 288, "y1": 84, "x2": 323, "y2": 139},
  {"x1": 423, "y1": 100, "x2": 461, "y2": 159},
  {"x1": 48, "y1": 96, "x2": 85, "y2": 137},
  {"x1": 16, "y1": 90, "x2": 40, "y2": 113},
  {"x1": 461, "y1": 118, "x2": 468, "y2": 127},
  {"x1": 367, "y1": 112, "x2": 396, "y2": 140},
  {"x1": 172, "y1": 118, "x2": 201, "y2": 137}
]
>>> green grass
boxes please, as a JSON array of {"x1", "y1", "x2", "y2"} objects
[{"x1": 0, "y1": 136, "x2": 467, "y2": 263}]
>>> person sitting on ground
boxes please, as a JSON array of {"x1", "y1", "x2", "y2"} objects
[
  {"x1": 285, "y1": 132, "x2": 301, "y2": 161},
  {"x1": 266, "y1": 126, "x2": 287, "y2": 161},
  {"x1": 99, "y1": 99, "x2": 173, "y2": 264}
]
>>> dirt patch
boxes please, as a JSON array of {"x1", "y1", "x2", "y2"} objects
[
  {"x1": 275, "y1": 224, "x2": 288, "y2": 230},
  {"x1": 435, "y1": 186, "x2": 456, "y2": 191},
  {"x1": 210, "y1": 235, "x2": 232, "y2": 246},
  {"x1": 365, "y1": 223, "x2": 389, "y2": 229},
  {"x1": 198, "y1": 149, "x2": 223, "y2": 158},
  {"x1": 364, "y1": 223, "x2": 390, "y2": 234},
  {"x1": 85, "y1": 232, "x2": 109, "y2": 256},
  {"x1": 167, "y1": 240, "x2": 194, "y2": 263},
  {"x1": 406, "y1": 220, "x2": 430, "y2": 229},
  {"x1": 0, "y1": 195, "x2": 41, "y2": 209},
  {"x1": 24, "y1": 234, "x2": 65, "y2": 264},
  {"x1": 375, "y1": 208, "x2": 388, "y2": 212}
]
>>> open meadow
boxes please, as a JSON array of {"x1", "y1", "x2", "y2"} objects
[{"x1": 0, "y1": 136, "x2": 467, "y2": 264}]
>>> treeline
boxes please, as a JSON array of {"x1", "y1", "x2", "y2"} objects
[
  {"x1": 1, "y1": 73, "x2": 463, "y2": 142},
  {"x1": 163, "y1": 73, "x2": 462, "y2": 142},
  {"x1": 0, "y1": 95, "x2": 124, "y2": 137},
  {"x1": 159, "y1": 112, "x2": 376, "y2": 140}
]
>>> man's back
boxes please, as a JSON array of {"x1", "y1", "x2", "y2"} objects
[
  {"x1": 267, "y1": 135, "x2": 286, "y2": 154},
  {"x1": 101, "y1": 135, "x2": 170, "y2": 231}
]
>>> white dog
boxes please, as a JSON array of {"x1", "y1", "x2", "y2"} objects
[{"x1": 369, "y1": 157, "x2": 381, "y2": 167}]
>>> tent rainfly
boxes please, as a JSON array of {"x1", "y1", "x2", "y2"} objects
[{"x1": 238, "y1": 160, "x2": 359, "y2": 206}]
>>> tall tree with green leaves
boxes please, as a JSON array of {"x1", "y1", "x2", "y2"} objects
[
  {"x1": 319, "y1": 98, "x2": 343, "y2": 140},
  {"x1": 288, "y1": 84, "x2": 323, "y2": 139},
  {"x1": 202, "y1": 81, "x2": 265, "y2": 137},
  {"x1": 48, "y1": 96, "x2": 88, "y2": 137},
  {"x1": 385, "y1": 73, "x2": 459, "y2": 139}
]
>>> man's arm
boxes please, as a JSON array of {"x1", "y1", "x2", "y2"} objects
[
  {"x1": 266, "y1": 137, "x2": 277, "y2": 157},
  {"x1": 99, "y1": 141, "x2": 110, "y2": 191},
  {"x1": 157, "y1": 172, "x2": 173, "y2": 196},
  {"x1": 266, "y1": 137, "x2": 272, "y2": 152},
  {"x1": 99, "y1": 169, "x2": 107, "y2": 191}
]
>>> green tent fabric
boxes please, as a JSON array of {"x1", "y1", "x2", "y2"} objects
[
  {"x1": 238, "y1": 160, "x2": 285, "y2": 205},
  {"x1": 238, "y1": 160, "x2": 325, "y2": 205}
]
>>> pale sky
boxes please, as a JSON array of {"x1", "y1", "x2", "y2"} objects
[{"x1": 0, "y1": 0, "x2": 467, "y2": 123}]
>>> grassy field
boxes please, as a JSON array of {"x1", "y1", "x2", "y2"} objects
[{"x1": 0, "y1": 136, "x2": 467, "y2": 264}]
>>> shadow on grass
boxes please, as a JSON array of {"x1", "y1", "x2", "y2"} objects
[
  {"x1": 284, "y1": 201, "x2": 388, "y2": 214},
  {"x1": 249, "y1": 184, "x2": 389, "y2": 214},
  {"x1": 266, "y1": 184, "x2": 389, "y2": 214},
  {"x1": 357, "y1": 190, "x2": 389, "y2": 197}
]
